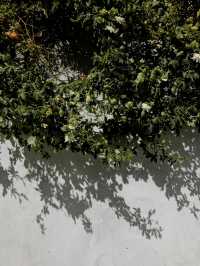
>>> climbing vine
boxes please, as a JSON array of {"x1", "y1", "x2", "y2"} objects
[{"x1": 0, "y1": 0, "x2": 200, "y2": 165}]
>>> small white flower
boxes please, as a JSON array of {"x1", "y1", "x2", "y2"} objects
[
  {"x1": 105, "y1": 114, "x2": 114, "y2": 120},
  {"x1": 27, "y1": 136, "x2": 37, "y2": 146},
  {"x1": 64, "y1": 135, "x2": 69, "y2": 142},
  {"x1": 105, "y1": 25, "x2": 118, "y2": 33},
  {"x1": 115, "y1": 149, "x2": 120, "y2": 155},
  {"x1": 79, "y1": 108, "x2": 96, "y2": 123},
  {"x1": 115, "y1": 16, "x2": 125, "y2": 24},
  {"x1": 137, "y1": 137, "x2": 142, "y2": 145},
  {"x1": 142, "y1": 102, "x2": 152, "y2": 112},
  {"x1": 192, "y1": 53, "x2": 200, "y2": 63},
  {"x1": 97, "y1": 93, "x2": 103, "y2": 101},
  {"x1": 92, "y1": 126, "x2": 103, "y2": 133},
  {"x1": 41, "y1": 123, "x2": 48, "y2": 128}
]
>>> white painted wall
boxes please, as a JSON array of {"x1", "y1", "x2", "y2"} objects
[{"x1": 0, "y1": 130, "x2": 200, "y2": 266}]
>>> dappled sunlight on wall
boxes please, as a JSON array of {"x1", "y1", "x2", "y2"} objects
[
  {"x1": 0, "y1": 130, "x2": 200, "y2": 237},
  {"x1": 0, "y1": 130, "x2": 200, "y2": 265}
]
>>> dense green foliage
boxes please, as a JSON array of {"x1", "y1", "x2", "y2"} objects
[{"x1": 1, "y1": 0, "x2": 200, "y2": 165}]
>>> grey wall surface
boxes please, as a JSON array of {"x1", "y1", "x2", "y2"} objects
[{"x1": 0, "y1": 130, "x2": 200, "y2": 266}]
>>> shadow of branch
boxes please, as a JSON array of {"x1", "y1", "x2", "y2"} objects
[{"x1": 0, "y1": 129, "x2": 199, "y2": 239}]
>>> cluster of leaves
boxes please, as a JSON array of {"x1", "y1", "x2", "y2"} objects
[{"x1": 0, "y1": 0, "x2": 200, "y2": 165}]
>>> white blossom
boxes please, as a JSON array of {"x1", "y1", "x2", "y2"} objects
[
  {"x1": 105, "y1": 25, "x2": 118, "y2": 33},
  {"x1": 142, "y1": 102, "x2": 152, "y2": 112},
  {"x1": 115, "y1": 16, "x2": 125, "y2": 24},
  {"x1": 92, "y1": 126, "x2": 103, "y2": 133},
  {"x1": 192, "y1": 53, "x2": 200, "y2": 63}
]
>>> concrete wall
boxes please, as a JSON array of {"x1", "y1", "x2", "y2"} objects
[{"x1": 0, "y1": 130, "x2": 200, "y2": 266}]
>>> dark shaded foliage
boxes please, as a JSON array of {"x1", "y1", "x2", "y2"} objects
[{"x1": 0, "y1": 0, "x2": 200, "y2": 164}]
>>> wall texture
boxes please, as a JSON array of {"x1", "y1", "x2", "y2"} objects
[{"x1": 0, "y1": 130, "x2": 200, "y2": 266}]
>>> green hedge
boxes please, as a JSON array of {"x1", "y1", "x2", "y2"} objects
[{"x1": 0, "y1": 0, "x2": 200, "y2": 165}]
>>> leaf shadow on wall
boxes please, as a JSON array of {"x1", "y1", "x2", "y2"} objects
[{"x1": 0, "y1": 129, "x2": 200, "y2": 239}]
